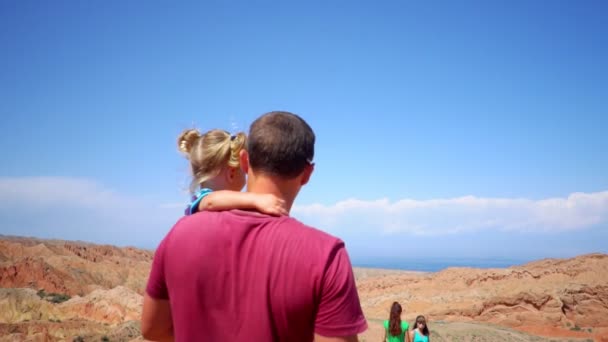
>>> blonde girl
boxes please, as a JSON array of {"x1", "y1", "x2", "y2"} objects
[{"x1": 178, "y1": 128, "x2": 287, "y2": 216}]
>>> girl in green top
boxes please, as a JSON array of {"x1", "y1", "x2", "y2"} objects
[
  {"x1": 383, "y1": 302, "x2": 410, "y2": 342},
  {"x1": 409, "y1": 315, "x2": 430, "y2": 342}
]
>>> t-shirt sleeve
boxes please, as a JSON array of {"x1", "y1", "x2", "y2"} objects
[
  {"x1": 145, "y1": 236, "x2": 169, "y2": 300},
  {"x1": 188, "y1": 188, "x2": 213, "y2": 215},
  {"x1": 314, "y1": 243, "x2": 368, "y2": 337}
]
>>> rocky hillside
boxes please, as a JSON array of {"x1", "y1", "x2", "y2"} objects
[
  {"x1": 0, "y1": 236, "x2": 152, "y2": 297},
  {"x1": 1, "y1": 235, "x2": 607, "y2": 341},
  {"x1": 356, "y1": 253, "x2": 608, "y2": 341}
]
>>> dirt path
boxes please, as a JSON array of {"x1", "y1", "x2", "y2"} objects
[{"x1": 360, "y1": 320, "x2": 596, "y2": 342}]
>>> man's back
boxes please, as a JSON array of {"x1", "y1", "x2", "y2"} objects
[{"x1": 146, "y1": 210, "x2": 367, "y2": 341}]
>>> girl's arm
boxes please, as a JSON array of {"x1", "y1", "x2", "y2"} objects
[
  {"x1": 199, "y1": 190, "x2": 287, "y2": 216},
  {"x1": 382, "y1": 329, "x2": 386, "y2": 342}
]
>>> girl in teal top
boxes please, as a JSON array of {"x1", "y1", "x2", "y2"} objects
[
  {"x1": 383, "y1": 302, "x2": 409, "y2": 342},
  {"x1": 409, "y1": 315, "x2": 430, "y2": 342}
]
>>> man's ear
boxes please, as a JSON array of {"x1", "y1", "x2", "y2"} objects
[
  {"x1": 300, "y1": 164, "x2": 314, "y2": 186},
  {"x1": 239, "y1": 149, "x2": 249, "y2": 174}
]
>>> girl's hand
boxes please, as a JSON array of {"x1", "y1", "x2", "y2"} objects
[{"x1": 254, "y1": 194, "x2": 288, "y2": 216}]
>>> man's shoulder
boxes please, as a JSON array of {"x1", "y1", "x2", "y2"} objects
[
  {"x1": 169, "y1": 211, "x2": 344, "y2": 249},
  {"x1": 280, "y1": 216, "x2": 343, "y2": 244},
  {"x1": 187, "y1": 210, "x2": 341, "y2": 239},
  {"x1": 163, "y1": 211, "x2": 224, "y2": 240},
  {"x1": 172, "y1": 210, "x2": 231, "y2": 227}
]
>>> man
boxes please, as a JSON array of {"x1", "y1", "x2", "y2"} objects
[{"x1": 142, "y1": 111, "x2": 367, "y2": 341}]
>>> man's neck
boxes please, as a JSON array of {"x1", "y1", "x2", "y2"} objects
[{"x1": 247, "y1": 174, "x2": 300, "y2": 213}]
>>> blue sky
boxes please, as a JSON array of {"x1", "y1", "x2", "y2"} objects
[{"x1": 1, "y1": 1, "x2": 607, "y2": 268}]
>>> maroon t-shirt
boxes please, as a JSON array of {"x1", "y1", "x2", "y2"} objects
[{"x1": 146, "y1": 210, "x2": 367, "y2": 341}]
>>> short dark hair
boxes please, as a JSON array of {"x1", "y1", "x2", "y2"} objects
[{"x1": 247, "y1": 111, "x2": 315, "y2": 178}]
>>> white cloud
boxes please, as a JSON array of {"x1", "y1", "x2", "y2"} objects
[
  {"x1": 1, "y1": 177, "x2": 607, "y2": 248},
  {"x1": 0, "y1": 177, "x2": 139, "y2": 209},
  {"x1": 0, "y1": 177, "x2": 183, "y2": 247},
  {"x1": 292, "y1": 191, "x2": 608, "y2": 235}
]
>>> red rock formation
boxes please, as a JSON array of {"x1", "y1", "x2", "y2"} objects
[
  {"x1": 0, "y1": 238, "x2": 153, "y2": 296},
  {"x1": 1, "y1": 236, "x2": 606, "y2": 341},
  {"x1": 356, "y1": 253, "x2": 608, "y2": 340},
  {"x1": 0, "y1": 257, "x2": 73, "y2": 295}
]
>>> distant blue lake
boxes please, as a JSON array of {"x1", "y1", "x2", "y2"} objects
[{"x1": 352, "y1": 257, "x2": 530, "y2": 272}]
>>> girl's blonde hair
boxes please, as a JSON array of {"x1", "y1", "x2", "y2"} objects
[{"x1": 177, "y1": 128, "x2": 247, "y2": 193}]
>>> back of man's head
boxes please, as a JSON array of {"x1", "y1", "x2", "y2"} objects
[{"x1": 248, "y1": 111, "x2": 315, "y2": 178}]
